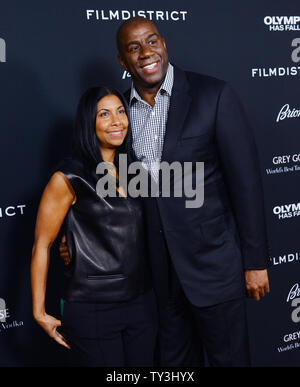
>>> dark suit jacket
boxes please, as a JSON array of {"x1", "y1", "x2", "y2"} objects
[{"x1": 125, "y1": 65, "x2": 269, "y2": 308}]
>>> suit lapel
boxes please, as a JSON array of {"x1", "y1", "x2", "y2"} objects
[
  {"x1": 161, "y1": 66, "x2": 191, "y2": 162},
  {"x1": 124, "y1": 89, "x2": 135, "y2": 155}
]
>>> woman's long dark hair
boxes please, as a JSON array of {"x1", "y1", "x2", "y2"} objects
[{"x1": 71, "y1": 86, "x2": 135, "y2": 170}]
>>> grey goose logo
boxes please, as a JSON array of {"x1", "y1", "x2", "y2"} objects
[
  {"x1": 0, "y1": 298, "x2": 9, "y2": 322},
  {"x1": 0, "y1": 38, "x2": 6, "y2": 63},
  {"x1": 0, "y1": 298, "x2": 24, "y2": 333}
]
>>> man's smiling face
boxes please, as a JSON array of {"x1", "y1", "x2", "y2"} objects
[{"x1": 118, "y1": 20, "x2": 169, "y2": 89}]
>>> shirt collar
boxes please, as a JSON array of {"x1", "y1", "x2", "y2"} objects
[{"x1": 129, "y1": 63, "x2": 174, "y2": 105}]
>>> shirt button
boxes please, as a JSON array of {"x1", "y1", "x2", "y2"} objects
[
  {"x1": 154, "y1": 135, "x2": 158, "y2": 141},
  {"x1": 151, "y1": 111, "x2": 155, "y2": 116}
]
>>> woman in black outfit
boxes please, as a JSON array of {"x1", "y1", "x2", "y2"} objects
[{"x1": 31, "y1": 87, "x2": 157, "y2": 367}]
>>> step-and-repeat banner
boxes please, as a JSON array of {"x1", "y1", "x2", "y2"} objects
[{"x1": 1, "y1": 0, "x2": 300, "y2": 366}]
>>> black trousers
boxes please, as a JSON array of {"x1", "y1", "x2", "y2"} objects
[
  {"x1": 157, "y1": 264, "x2": 251, "y2": 367},
  {"x1": 61, "y1": 289, "x2": 158, "y2": 367}
]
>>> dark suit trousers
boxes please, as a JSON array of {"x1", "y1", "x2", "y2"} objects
[
  {"x1": 144, "y1": 197, "x2": 250, "y2": 366},
  {"x1": 157, "y1": 262, "x2": 251, "y2": 367},
  {"x1": 61, "y1": 289, "x2": 158, "y2": 367}
]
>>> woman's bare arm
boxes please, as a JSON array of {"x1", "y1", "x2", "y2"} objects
[{"x1": 31, "y1": 172, "x2": 75, "y2": 349}]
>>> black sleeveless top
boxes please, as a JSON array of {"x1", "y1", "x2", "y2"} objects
[{"x1": 56, "y1": 157, "x2": 150, "y2": 303}]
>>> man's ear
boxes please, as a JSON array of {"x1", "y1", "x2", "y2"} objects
[
  {"x1": 162, "y1": 38, "x2": 167, "y2": 49},
  {"x1": 118, "y1": 53, "x2": 127, "y2": 71}
]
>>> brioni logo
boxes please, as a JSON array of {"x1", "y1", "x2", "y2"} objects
[
  {"x1": 276, "y1": 104, "x2": 300, "y2": 122},
  {"x1": 287, "y1": 284, "x2": 300, "y2": 323}
]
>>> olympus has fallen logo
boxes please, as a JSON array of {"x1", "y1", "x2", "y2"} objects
[
  {"x1": 0, "y1": 298, "x2": 24, "y2": 333},
  {"x1": 264, "y1": 16, "x2": 300, "y2": 32},
  {"x1": 86, "y1": 9, "x2": 188, "y2": 22},
  {"x1": 273, "y1": 202, "x2": 300, "y2": 220},
  {"x1": 0, "y1": 38, "x2": 6, "y2": 63},
  {"x1": 251, "y1": 38, "x2": 300, "y2": 78}
]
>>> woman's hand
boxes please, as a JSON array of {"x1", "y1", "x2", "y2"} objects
[
  {"x1": 35, "y1": 313, "x2": 71, "y2": 349},
  {"x1": 59, "y1": 234, "x2": 71, "y2": 265}
]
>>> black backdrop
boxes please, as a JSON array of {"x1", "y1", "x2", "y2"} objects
[{"x1": 1, "y1": 0, "x2": 300, "y2": 367}]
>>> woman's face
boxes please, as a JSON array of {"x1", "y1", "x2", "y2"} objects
[{"x1": 95, "y1": 94, "x2": 128, "y2": 150}]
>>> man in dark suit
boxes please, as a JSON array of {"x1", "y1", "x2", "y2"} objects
[{"x1": 116, "y1": 17, "x2": 270, "y2": 367}]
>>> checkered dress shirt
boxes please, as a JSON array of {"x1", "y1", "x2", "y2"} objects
[{"x1": 129, "y1": 63, "x2": 174, "y2": 179}]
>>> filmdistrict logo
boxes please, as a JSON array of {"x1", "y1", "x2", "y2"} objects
[
  {"x1": 270, "y1": 251, "x2": 300, "y2": 267},
  {"x1": 95, "y1": 156, "x2": 204, "y2": 209},
  {"x1": 86, "y1": 9, "x2": 188, "y2": 22},
  {"x1": 251, "y1": 38, "x2": 300, "y2": 78},
  {"x1": 0, "y1": 204, "x2": 26, "y2": 219}
]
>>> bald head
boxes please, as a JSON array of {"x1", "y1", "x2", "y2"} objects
[{"x1": 116, "y1": 17, "x2": 160, "y2": 53}]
